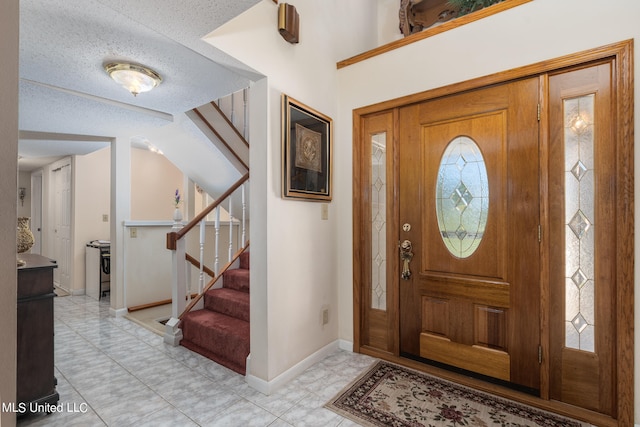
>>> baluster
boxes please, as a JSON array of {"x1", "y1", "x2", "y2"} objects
[
  {"x1": 171, "y1": 236, "x2": 187, "y2": 319},
  {"x1": 228, "y1": 194, "x2": 234, "y2": 262},
  {"x1": 214, "y1": 206, "x2": 220, "y2": 276},
  {"x1": 230, "y1": 92, "x2": 235, "y2": 129},
  {"x1": 243, "y1": 88, "x2": 248, "y2": 140},
  {"x1": 198, "y1": 219, "x2": 205, "y2": 294},
  {"x1": 241, "y1": 183, "x2": 246, "y2": 248}
]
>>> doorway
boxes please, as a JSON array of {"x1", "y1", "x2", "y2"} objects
[
  {"x1": 397, "y1": 77, "x2": 540, "y2": 392},
  {"x1": 352, "y1": 41, "x2": 633, "y2": 425},
  {"x1": 51, "y1": 158, "x2": 72, "y2": 291}
]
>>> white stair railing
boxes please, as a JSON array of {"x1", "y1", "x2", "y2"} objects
[{"x1": 164, "y1": 174, "x2": 249, "y2": 346}]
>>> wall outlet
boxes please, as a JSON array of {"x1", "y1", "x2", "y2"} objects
[
  {"x1": 102, "y1": 214, "x2": 109, "y2": 222},
  {"x1": 322, "y1": 308, "x2": 329, "y2": 325},
  {"x1": 130, "y1": 227, "x2": 137, "y2": 238}
]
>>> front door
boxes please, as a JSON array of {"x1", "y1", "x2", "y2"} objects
[{"x1": 398, "y1": 78, "x2": 541, "y2": 391}]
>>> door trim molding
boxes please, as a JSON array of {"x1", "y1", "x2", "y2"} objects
[{"x1": 352, "y1": 39, "x2": 633, "y2": 427}]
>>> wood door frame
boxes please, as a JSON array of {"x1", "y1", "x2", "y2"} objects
[{"x1": 352, "y1": 40, "x2": 633, "y2": 427}]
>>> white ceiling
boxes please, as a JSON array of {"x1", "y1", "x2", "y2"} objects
[{"x1": 18, "y1": 0, "x2": 262, "y2": 171}]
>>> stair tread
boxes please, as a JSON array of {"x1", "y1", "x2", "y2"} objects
[
  {"x1": 239, "y1": 252, "x2": 250, "y2": 270},
  {"x1": 204, "y1": 288, "x2": 250, "y2": 322},
  {"x1": 206, "y1": 287, "x2": 249, "y2": 301},
  {"x1": 224, "y1": 268, "x2": 250, "y2": 277},
  {"x1": 182, "y1": 308, "x2": 249, "y2": 332},
  {"x1": 181, "y1": 309, "x2": 249, "y2": 374},
  {"x1": 223, "y1": 268, "x2": 250, "y2": 293}
]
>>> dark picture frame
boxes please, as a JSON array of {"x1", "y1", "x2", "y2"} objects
[{"x1": 282, "y1": 94, "x2": 333, "y2": 201}]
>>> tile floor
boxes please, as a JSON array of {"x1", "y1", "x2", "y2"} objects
[{"x1": 17, "y1": 294, "x2": 376, "y2": 427}]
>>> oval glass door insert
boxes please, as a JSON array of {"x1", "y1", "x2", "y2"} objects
[{"x1": 435, "y1": 136, "x2": 489, "y2": 258}]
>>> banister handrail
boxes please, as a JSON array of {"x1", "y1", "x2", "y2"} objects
[
  {"x1": 192, "y1": 107, "x2": 249, "y2": 171},
  {"x1": 185, "y1": 253, "x2": 216, "y2": 278},
  {"x1": 167, "y1": 172, "x2": 249, "y2": 250}
]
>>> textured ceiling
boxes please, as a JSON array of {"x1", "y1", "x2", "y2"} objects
[{"x1": 18, "y1": 0, "x2": 262, "y2": 171}]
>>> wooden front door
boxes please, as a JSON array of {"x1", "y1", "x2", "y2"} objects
[
  {"x1": 354, "y1": 42, "x2": 633, "y2": 425},
  {"x1": 398, "y1": 78, "x2": 541, "y2": 391}
]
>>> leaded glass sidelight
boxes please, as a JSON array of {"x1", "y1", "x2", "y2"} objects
[
  {"x1": 435, "y1": 136, "x2": 489, "y2": 258},
  {"x1": 371, "y1": 132, "x2": 387, "y2": 310},
  {"x1": 564, "y1": 94, "x2": 595, "y2": 352}
]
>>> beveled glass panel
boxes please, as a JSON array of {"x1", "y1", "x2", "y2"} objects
[
  {"x1": 565, "y1": 278, "x2": 580, "y2": 321},
  {"x1": 581, "y1": 325, "x2": 595, "y2": 353},
  {"x1": 436, "y1": 136, "x2": 489, "y2": 258},
  {"x1": 371, "y1": 132, "x2": 387, "y2": 310},
  {"x1": 566, "y1": 322, "x2": 580, "y2": 349},
  {"x1": 580, "y1": 280, "x2": 595, "y2": 325},
  {"x1": 563, "y1": 94, "x2": 595, "y2": 352}
]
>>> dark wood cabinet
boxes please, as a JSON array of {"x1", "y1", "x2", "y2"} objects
[{"x1": 17, "y1": 254, "x2": 59, "y2": 411}]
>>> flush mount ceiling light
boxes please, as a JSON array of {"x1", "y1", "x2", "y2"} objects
[{"x1": 104, "y1": 62, "x2": 162, "y2": 96}]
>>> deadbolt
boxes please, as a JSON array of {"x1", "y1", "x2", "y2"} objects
[{"x1": 402, "y1": 223, "x2": 411, "y2": 232}]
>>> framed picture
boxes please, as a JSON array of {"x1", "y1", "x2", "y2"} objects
[{"x1": 282, "y1": 94, "x2": 333, "y2": 201}]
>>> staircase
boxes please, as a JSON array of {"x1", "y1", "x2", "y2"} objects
[
  {"x1": 165, "y1": 89, "x2": 251, "y2": 375},
  {"x1": 179, "y1": 252, "x2": 250, "y2": 375}
]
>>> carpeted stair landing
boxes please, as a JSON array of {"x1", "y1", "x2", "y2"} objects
[{"x1": 180, "y1": 252, "x2": 249, "y2": 375}]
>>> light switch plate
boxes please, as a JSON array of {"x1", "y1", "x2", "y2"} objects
[{"x1": 321, "y1": 204, "x2": 329, "y2": 220}]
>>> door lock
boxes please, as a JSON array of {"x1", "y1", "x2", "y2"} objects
[
  {"x1": 402, "y1": 223, "x2": 411, "y2": 232},
  {"x1": 399, "y1": 239, "x2": 413, "y2": 280}
]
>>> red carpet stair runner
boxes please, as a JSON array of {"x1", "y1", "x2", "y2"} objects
[{"x1": 180, "y1": 252, "x2": 250, "y2": 375}]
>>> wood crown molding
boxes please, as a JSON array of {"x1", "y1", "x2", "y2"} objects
[{"x1": 337, "y1": 0, "x2": 532, "y2": 69}]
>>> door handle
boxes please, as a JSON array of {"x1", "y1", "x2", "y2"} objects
[{"x1": 399, "y1": 240, "x2": 413, "y2": 280}]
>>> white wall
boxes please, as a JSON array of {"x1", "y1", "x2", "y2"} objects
[
  {"x1": 0, "y1": 0, "x2": 18, "y2": 423},
  {"x1": 124, "y1": 224, "x2": 173, "y2": 307},
  {"x1": 206, "y1": 0, "x2": 378, "y2": 381},
  {"x1": 376, "y1": 0, "x2": 403, "y2": 45},
  {"x1": 74, "y1": 147, "x2": 110, "y2": 295},
  {"x1": 131, "y1": 147, "x2": 184, "y2": 221},
  {"x1": 336, "y1": 0, "x2": 639, "y2": 422}
]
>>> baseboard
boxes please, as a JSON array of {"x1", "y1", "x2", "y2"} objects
[
  {"x1": 109, "y1": 307, "x2": 127, "y2": 318},
  {"x1": 338, "y1": 339, "x2": 353, "y2": 352},
  {"x1": 245, "y1": 340, "x2": 341, "y2": 395},
  {"x1": 70, "y1": 288, "x2": 85, "y2": 296}
]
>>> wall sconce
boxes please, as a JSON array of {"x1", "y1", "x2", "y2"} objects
[
  {"x1": 18, "y1": 187, "x2": 26, "y2": 206},
  {"x1": 278, "y1": 3, "x2": 299, "y2": 44}
]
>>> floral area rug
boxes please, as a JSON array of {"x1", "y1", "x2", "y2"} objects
[{"x1": 325, "y1": 361, "x2": 589, "y2": 427}]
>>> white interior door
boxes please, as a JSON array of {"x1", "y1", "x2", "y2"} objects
[
  {"x1": 53, "y1": 161, "x2": 72, "y2": 290},
  {"x1": 30, "y1": 171, "x2": 43, "y2": 254}
]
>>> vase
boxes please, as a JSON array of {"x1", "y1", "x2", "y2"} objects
[
  {"x1": 17, "y1": 217, "x2": 35, "y2": 254},
  {"x1": 172, "y1": 208, "x2": 183, "y2": 231},
  {"x1": 173, "y1": 208, "x2": 183, "y2": 222}
]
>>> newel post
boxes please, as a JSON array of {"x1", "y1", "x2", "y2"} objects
[{"x1": 164, "y1": 228, "x2": 186, "y2": 346}]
